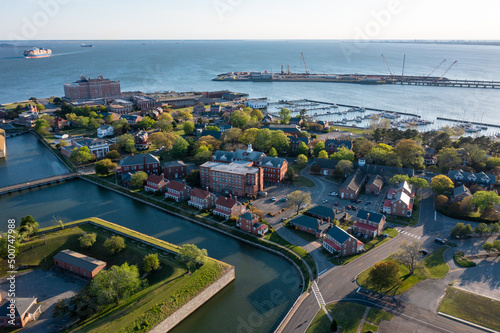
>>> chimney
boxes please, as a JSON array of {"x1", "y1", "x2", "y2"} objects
[
  {"x1": 366, "y1": 213, "x2": 370, "y2": 224},
  {"x1": 317, "y1": 220, "x2": 321, "y2": 230},
  {"x1": 343, "y1": 206, "x2": 345, "y2": 213},
  {"x1": 206, "y1": 187, "x2": 209, "y2": 192},
  {"x1": 229, "y1": 194, "x2": 232, "y2": 199}
]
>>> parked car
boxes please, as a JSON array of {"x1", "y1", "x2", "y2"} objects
[
  {"x1": 352, "y1": 206, "x2": 357, "y2": 211},
  {"x1": 346, "y1": 205, "x2": 352, "y2": 210},
  {"x1": 329, "y1": 192, "x2": 338, "y2": 196},
  {"x1": 365, "y1": 201, "x2": 372, "y2": 205},
  {"x1": 259, "y1": 191, "x2": 268, "y2": 197},
  {"x1": 271, "y1": 197, "x2": 276, "y2": 202},
  {"x1": 419, "y1": 250, "x2": 428, "y2": 256},
  {"x1": 355, "y1": 199, "x2": 362, "y2": 204},
  {"x1": 322, "y1": 199, "x2": 328, "y2": 204},
  {"x1": 280, "y1": 197, "x2": 288, "y2": 202},
  {"x1": 381, "y1": 233, "x2": 388, "y2": 238},
  {"x1": 434, "y1": 238, "x2": 446, "y2": 245},
  {"x1": 334, "y1": 202, "x2": 339, "y2": 206}
]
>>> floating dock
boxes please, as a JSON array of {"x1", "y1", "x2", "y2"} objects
[{"x1": 214, "y1": 72, "x2": 500, "y2": 89}]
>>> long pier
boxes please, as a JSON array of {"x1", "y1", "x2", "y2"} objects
[
  {"x1": 436, "y1": 117, "x2": 500, "y2": 129},
  {"x1": 397, "y1": 78, "x2": 500, "y2": 88},
  {"x1": 0, "y1": 173, "x2": 79, "y2": 195}
]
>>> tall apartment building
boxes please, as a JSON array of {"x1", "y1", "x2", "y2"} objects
[
  {"x1": 200, "y1": 161, "x2": 263, "y2": 197},
  {"x1": 64, "y1": 75, "x2": 121, "y2": 101}
]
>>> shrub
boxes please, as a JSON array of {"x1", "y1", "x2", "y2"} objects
[
  {"x1": 79, "y1": 232, "x2": 97, "y2": 248},
  {"x1": 104, "y1": 235, "x2": 126, "y2": 254},
  {"x1": 330, "y1": 318, "x2": 338, "y2": 332}
]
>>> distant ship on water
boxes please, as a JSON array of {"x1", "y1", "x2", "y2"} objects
[
  {"x1": 23, "y1": 47, "x2": 52, "y2": 58},
  {"x1": 81, "y1": 43, "x2": 94, "y2": 47}
]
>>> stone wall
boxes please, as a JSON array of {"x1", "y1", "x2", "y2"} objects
[
  {"x1": 150, "y1": 267, "x2": 235, "y2": 333},
  {"x1": 0, "y1": 129, "x2": 5, "y2": 158}
]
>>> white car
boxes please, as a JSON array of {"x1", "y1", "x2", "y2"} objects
[
  {"x1": 271, "y1": 197, "x2": 276, "y2": 202},
  {"x1": 329, "y1": 192, "x2": 338, "y2": 196}
]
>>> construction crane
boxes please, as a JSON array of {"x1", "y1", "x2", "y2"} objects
[
  {"x1": 425, "y1": 59, "x2": 447, "y2": 78},
  {"x1": 438, "y1": 60, "x2": 458, "y2": 80},
  {"x1": 301, "y1": 52, "x2": 309, "y2": 74},
  {"x1": 381, "y1": 54, "x2": 394, "y2": 77}
]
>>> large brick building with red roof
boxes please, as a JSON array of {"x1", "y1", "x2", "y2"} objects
[
  {"x1": 164, "y1": 181, "x2": 191, "y2": 202},
  {"x1": 213, "y1": 196, "x2": 245, "y2": 219},
  {"x1": 188, "y1": 188, "x2": 216, "y2": 210}
]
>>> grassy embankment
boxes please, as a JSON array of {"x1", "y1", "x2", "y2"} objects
[{"x1": 357, "y1": 246, "x2": 449, "y2": 295}]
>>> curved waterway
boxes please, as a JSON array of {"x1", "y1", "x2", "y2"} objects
[
  {"x1": 0, "y1": 133, "x2": 70, "y2": 187},
  {"x1": 0, "y1": 179, "x2": 302, "y2": 332}
]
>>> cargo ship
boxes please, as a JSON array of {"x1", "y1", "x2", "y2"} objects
[
  {"x1": 23, "y1": 47, "x2": 52, "y2": 58},
  {"x1": 81, "y1": 44, "x2": 94, "y2": 47}
]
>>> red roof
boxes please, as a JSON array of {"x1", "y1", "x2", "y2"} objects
[
  {"x1": 387, "y1": 188, "x2": 396, "y2": 196},
  {"x1": 167, "y1": 181, "x2": 187, "y2": 192},
  {"x1": 215, "y1": 196, "x2": 238, "y2": 208},
  {"x1": 324, "y1": 238, "x2": 341, "y2": 251},
  {"x1": 147, "y1": 174, "x2": 164, "y2": 185},
  {"x1": 190, "y1": 188, "x2": 211, "y2": 200},
  {"x1": 383, "y1": 199, "x2": 392, "y2": 208},
  {"x1": 354, "y1": 222, "x2": 378, "y2": 232},
  {"x1": 408, "y1": 202, "x2": 414, "y2": 211},
  {"x1": 356, "y1": 240, "x2": 364, "y2": 247}
]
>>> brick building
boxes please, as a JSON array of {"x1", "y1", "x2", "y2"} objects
[
  {"x1": 0, "y1": 296, "x2": 41, "y2": 328},
  {"x1": 258, "y1": 157, "x2": 288, "y2": 183},
  {"x1": 339, "y1": 169, "x2": 367, "y2": 199},
  {"x1": 119, "y1": 154, "x2": 161, "y2": 175},
  {"x1": 134, "y1": 130, "x2": 150, "y2": 150},
  {"x1": 365, "y1": 175, "x2": 383, "y2": 195},
  {"x1": 237, "y1": 212, "x2": 268, "y2": 236},
  {"x1": 323, "y1": 226, "x2": 364, "y2": 257},
  {"x1": 288, "y1": 215, "x2": 330, "y2": 238},
  {"x1": 188, "y1": 188, "x2": 216, "y2": 210},
  {"x1": 63, "y1": 75, "x2": 121, "y2": 101},
  {"x1": 324, "y1": 139, "x2": 353, "y2": 154},
  {"x1": 163, "y1": 161, "x2": 187, "y2": 179},
  {"x1": 213, "y1": 196, "x2": 245, "y2": 219},
  {"x1": 448, "y1": 169, "x2": 496, "y2": 191},
  {"x1": 353, "y1": 210, "x2": 386, "y2": 238},
  {"x1": 200, "y1": 161, "x2": 263, "y2": 198},
  {"x1": 164, "y1": 181, "x2": 191, "y2": 202},
  {"x1": 453, "y1": 185, "x2": 472, "y2": 202},
  {"x1": 144, "y1": 174, "x2": 167, "y2": 192},
  {"x1": 53, "y1": 249, "x2": 106, "y2": 278}
]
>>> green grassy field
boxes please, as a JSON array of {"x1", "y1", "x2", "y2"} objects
[
  {"x1": 361, "y1": 322, "x2": 379, "y2": 332},
  {"x1": 306, "y1": 302, "x2": 367, "y2": 333},
  {"x1": 357, "y1": 246, "x2": 449, "y2": 295},
  {"x1": 453, "y1": 251, "x2": 477, "y2": 267},
  {"x1": 330, "y1": 126, "x2": 373, "y2": 135},
  {"x1": 290, "y1": 163, "x2": 315, "y2": 187},
  {"x1": 438, "y1": 287, "x2": 500, "y2": 331},
  {"x1": 366, "y1": 307, "x2": 394, "y2": 324}
]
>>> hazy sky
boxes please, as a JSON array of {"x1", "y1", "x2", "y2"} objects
[{"x1": 1, "y1": 0, "x2": 499, "y2": 40}]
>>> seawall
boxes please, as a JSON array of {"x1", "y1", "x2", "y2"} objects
[
  {"x1": 0, "y1": 129, "x2": 5, "y2": 159},
  {"x1": 150, "y1": 267, "x2": 235, "y2": 332}
]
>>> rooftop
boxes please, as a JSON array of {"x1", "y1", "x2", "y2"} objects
[
  {"x1": 203, "y1": 161, "x2": 259, "y2": 175},
  {"x1": 356, "y1": 209, "x2": 385, "y2": 224},
  {"x1": 53, "y1": 249, "x2": 106, "y2": 272}
]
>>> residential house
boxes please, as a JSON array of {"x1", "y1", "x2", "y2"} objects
[
  {"x1": 448, "y1": 169, "x2": 496, "y2": 191},
  {"x1": 365, "y1": 175, "x2": 383, "y2": 195},
  {"x1": 119, "y1": 153, "x2": 161, "y2": 175},
  {"x1": 219, "y1": 124, "x2": 233, "y2": 132},
  {"x1": 144, "y1": 173, "x2": 167, "y2": 192},
  {"x1": 188, "y1": 188, "x2": 216, "y2": 210},
  {"x1": 289, "y1": 117, "x2": 303, "y2": 126},
  {"x1": 0, "y1": 295, "x2": 41, "y2": 328},
  {"x1": 453, "y1": 185, "x2": 472, "y2": 202},
  {"x1": 120, "y1": 114, "x2": 142, "y2": 124},
  {"x1": 163, "y1": 160, "x2": 187, "y2": 179},
  {"x1": 61, "y1": 138, "x2": 110, "y2": 159},
  {"x1": 97, "y1": 124, "x2": 114, "y2": 138},
  {"x1": 246, "y1": 98, "x2": 268, "y2": 109},
  {"x1": 353, "y1": 210, "x2": 386, "y2": 237},
  {"x1": 339, "y1": 169, "x2": 367, "y2": 199},
  {"x1": 200, "y1": 129, "x2": 222, "y2": 140},
  {"x1": 53, "y1": 117, "x2": 70, "y2": 130},
  {"x1": 210, "y1": 104, "x2": 222, "y2": 114},
  {"x1": 360, "y1": 163, "x2": 415, "y2": 183},
  {"x1": 424, "y1": 147, "x2": 437, "y2": 166},
  {"x1": 289, "y1": 136, "x2": 310, "y2": 154},
  {"x1": 237, "y1": 212, "x2": 268, "y2": 236},
  {"x1": 385, "y1": 191, "x2": 413, "y2": 217},
  {"x1": 288, "y1": 215, "x2": 330, "y2": 238},
  {"x1": 213, "y1": 195, "x2": 245, "y2": 219},
  {"x1": 310, "y1": 159, "x2": 340, "y2": 176},
  {"x1": 307, "y1": 205, "x2": 339, "y2": 223},
  {"x1": 387, "y1": 181, "x2": 415, "y2": 201},
  {"x1": 262, "y1": 114, "x2": 276, "y2": 124},
  {"x1": 164, "y1": 181, "x2": 191, "y2": 202},
  {"x1": 53, "y1": 249, "x2": 106, "y2": 278},
  {"x1": 135, "y1": 130, "x2": 150, "y2": 150},
  {"x1": 323, "y1": 226, "x2": 364, "y2": 256},
  {"x1": 324, "y1": 139, "x2": 353, "y2": 154},
  {"x1": 193, "y1": 105, "x2": 207, "y2": 114},
  {"x1": 316, "y1": 120, "x2": 330, "y2": 130}
]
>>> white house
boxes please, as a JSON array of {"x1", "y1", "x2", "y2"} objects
[
  {"x1": 246, "y1": 98, "x2": 268, "y2": 109},
  {"x1": 97, "y1": 125, "x2": 114, "y2": 138}
]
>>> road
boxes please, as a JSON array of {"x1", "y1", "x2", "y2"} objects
[{"x1": 280, "y1": 189, "x2": 490, "y2": 333}]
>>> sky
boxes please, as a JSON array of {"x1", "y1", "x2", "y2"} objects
[{"x1": 1, "y1": 0, "x2": 499, "y2": 40}]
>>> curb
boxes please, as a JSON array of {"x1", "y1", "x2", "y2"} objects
[{"x1": 437, "y1": 312, "x2": 499, "y2": 333}]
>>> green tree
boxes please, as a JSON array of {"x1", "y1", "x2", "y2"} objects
[
  {"x1": 104, "y1": 235, "x2": 126, "y2": 254},
  {"x1": 490, "y1": 222, "x2": 500, "y2": 235},
  {"x1": 79, "y1": 232, "x2": 97, "y2": 248},
  {"x1": 136, "y1": 116, "x2": 156, "y2": 129},
  {"x1": 285, "y1": 167, "x2": 296, "y2": 182},
  {"x1": 222, "y1": 127, "x2": 242, "y2": 143},
  {"x1": 95, "y1": 159, "x2": 117, "y2": 175},
  {"x1": 69, "y1": 146, "x2": 92, "y2": 164},
  {"x1": 486, "y1": 157, "x2": 500, "y2": 169},
  {"x1": 250, "y1": 108, "x2": 263, "y2": 121},
  {"x1": 318, "y1": 150, "x2": 328, "y2": 159},
  {"x1": 451, "y1": 223, "x2": 473, "y2": 238},
  {"x1": 394, "y1": 241, "x2": 421, "y2": 275},
  {"x1": 367, "y1": 143, "x2": 394, "y2": 165},
  {"x1": 89, "y1": 263, "x2": 142, "y2": 305},
  {"x1": 178, "y1": 244, "x2": 208, "y2": 273},
  {"x1": 335, "y1": 160, "x2": 354, "y2": 176},
  {"x1": 368, "y1": 260, "x2": 400, "y2": 288},
  {"x1": 437, "y1": 148, "x2": 461, "y2": 170},
  {"x1": 296, "y1": 141, "x2": 309, "y2": 156},
  {"x1": 473, "y1": 191, "x2": 500, "y2": 211},
  {"x1": 116, "y1": 134, "x2": 136, "y2": 153},
  {"x1": 313, "y1": 141, "x2": 325, "y2": 157},
  {"x1": 183, "y1": 121, "x2": 195, "y2": 135},
  {"x1": 19, "y1": 215, "x2": 39, "y2": 238},
  {"x1": 434, "y1": 195, "x2": 449, "y2": 207},
  {"x1": 270, "y1": 130, "x2": 290, "y2": 153},
  {"x1": 278, "y1": 108, "x2": 291, "y2": 124},
  {"x1": 149, "y1": 132, "x2": 177, "y2": 150},
  {"x1": 482, "y1": 242, "x2": 497, "y2": 254},
  {"x1": 463, "y1": 144, "x2": 487, "y2": 170},
  {"x1": 0, "y1": 231, "x2": 21, "y2": 258},
  {"x1": 474, "y1": 223, "x2": 490, "y2": 236},
  {"x1": 130, "y1": 171, "x2": 148, "y2": 188},
  {"x1": 36, "y1": 103, "x2": 45, "y2": 111},
  {"x1": 194, "y1": 150, "x2": 213, "y2": 163},
  {"x1": 106, "y1": 150, "x2": 120, "y2": 160},
  {"x1": 353, "y1": 138, "x2": 375, "y2": 159},
  {"x1": 390, "y1": 174, "x2": 410, "y2": 185},
  {"x1": 394, "y1": 139, "x2": 425, "y2": 169},
  {"x1": 34, "y1": 118, "x2": 51, "y2": 134},
  {"x1": 254, "y1": 128, "x2": 273, "y2": 152},
  {"x1": 76, "y1": 116, "x2": 89, "y2": 128},
  {"x1": 330, "y1": 146, "x2": 355, "y2": 161},
  {"x1": 155, "y1": 113, "x2": 173, "y2": 131},
  {"x1": 186, "y1": 170, "x2": 201, "y2": 188},
  {"x1": 288, "y1": 190, "x2": 311, "y2": 215},
  {"x1": 205, "y1": 125, "x2": 220, "y2": 132},
  {"x1": 239, "y1": 128, "x2": 259, "y2": 145},
  {"x1": 297, "y1": 154, "x2": 308, "y2": 166},
  {"x1": 409, "y1": 177, "x2": 429, "y2": 190},
  {"x1": 230, "y1": 110, "x2": 251, "y2": 128},
  {"x1": 430, "y1": 175, "x2": 454, "y2": 195},
  {"x1": 112, "y1": 118, "x2": 130, "y2": 135},
  {"x1": 268, "y1": 147, "x2": 278, "y2": 157},
  {"x1": 143, "y1": 253, "x2": 160, "y2": 273},
  {"x1": 171, "y1": 136, "x2": 189, "y2": 158}
]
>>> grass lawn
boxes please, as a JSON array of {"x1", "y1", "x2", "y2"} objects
[
  {"x1": 366, "y1": 307, "x2": 394, "y2": 324},
  {"x1": 453, "y1": 251, "x2": 477, "y2": 267},
  {"x1": 289, "y1": 163, "x2": 315, "y2": 187},
  {"x1": 357, "y1": 246, "x2": 449, "y2": 295},
  {"x1": 306, "y1": 302, "x2": 367, "y2": 333},
  {"x1": 265, "y1": 231, "x2": 317, "y2": 277},
  {"x1": 362, "y1": 322, "x2": 379, "y2": 332},
  {"x1": 386, "y1": 205, "x2": 420, "y2": 226},
  {"x1": 2, "y1": 101, "x2": 35, "y2": 110},
  {"x1": 286, "y1": 226, "x2": 318, "y2": 243},
  {"x1": 306, "y1": 308, "x2": 331, "y2": 333},
  {"x1": 329, "y1": 231, "x2": 397, "y2": 265},
  {"x1": 330, "y1": 126, "x2": 373, "y2": 135},
  {"x1": 438, "y1": 287, "x2": 500, "y2": 331}
]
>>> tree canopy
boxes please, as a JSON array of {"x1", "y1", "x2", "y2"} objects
[
  {"x1": 130, "y1": 171, "x2": 148, "y2": 188},
  {"x1": 104, "y1": 235, "x2": 126, "y2": 254},
  {"x1": 368, "y1": 260, "x2": 400, "y2": 288},
  {"x1": 278, "y1": 108, "x2": 291, "y2": 124},
  {"x1": 89, "y1": 263, "x2": 142, "y2": 305},
  {"x1": 288, "y1": 190, "x2": 311, "y2": 215},
  {"x1": 430, "y1": 175, "x2": 454, "y2": 195},
  {"x1": 178, "y1": 244, "x2": 208, "y2": 273}
]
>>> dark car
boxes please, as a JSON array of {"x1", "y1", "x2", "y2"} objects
[
  {"x1": 355, "y1": 199, "x2": 362, "y2": 204},
  {"x1": 352, "y1": 206, "x2": 357, "y2": 211},
  {"x1": 334, "y1": 202, "x2": 339, "y2": 206},
  {"x1": 419, "y1": 250, "x2": 428, "y2": 256},
  {"x1": 346, "y1": 205, "x2": 352, "y2": 210},
  {"x1": 434, "y1": 238, "x2": 446, "y2": 245},
  {"x1": 365, "y1": 201, "x2": 372, "y2": 205}
]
